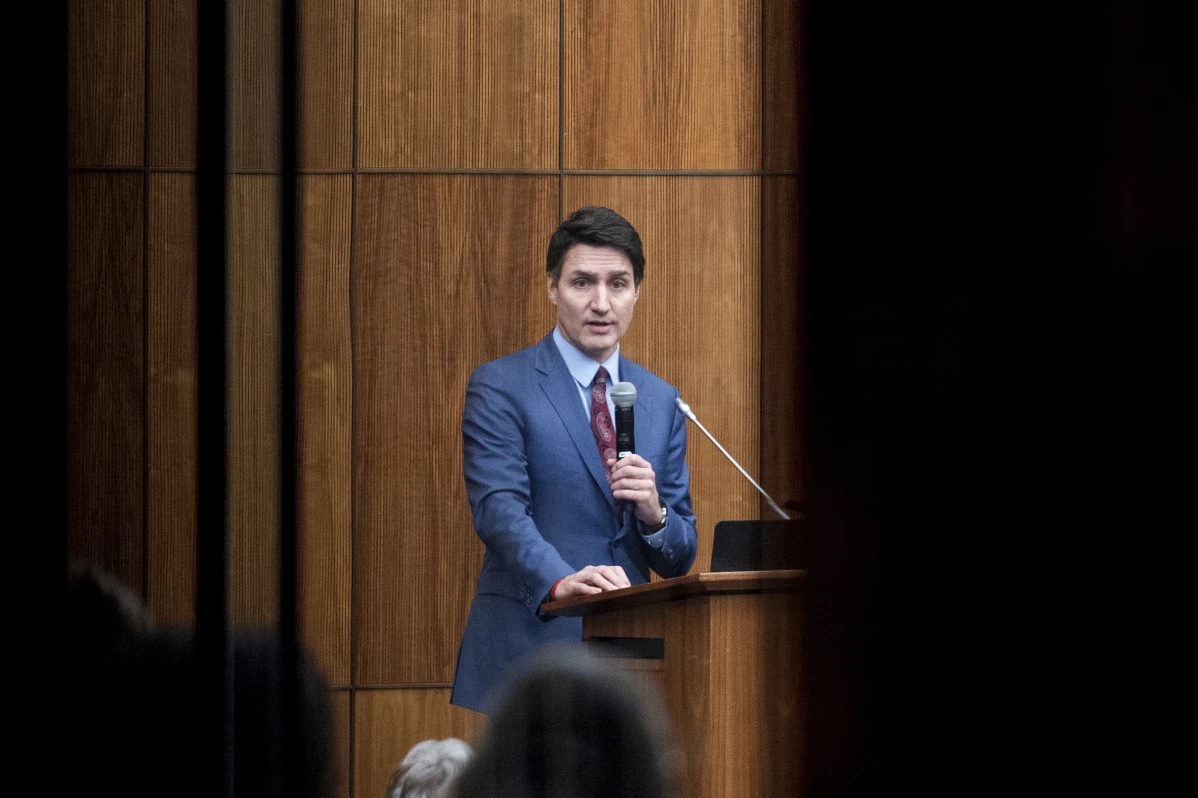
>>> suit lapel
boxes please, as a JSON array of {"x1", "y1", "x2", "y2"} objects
[{"x1": 536, "y1": 337, "x2": 616, "y2": 509}]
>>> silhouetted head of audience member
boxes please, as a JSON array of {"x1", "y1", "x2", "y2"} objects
[
  {"x1": 454, "y1": 643, "x2": 681, "y2": 798},
  {"x1": 67, "y1": 561, "x2": 154, "y2": 663},
  {"x1": 66, "y1": 563, "x2": 335, "y2": 798},
  {"x1": 387, "y1": 737, "x2": 473, "y2": 798}
]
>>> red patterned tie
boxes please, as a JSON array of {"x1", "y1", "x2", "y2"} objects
[{"x1": 590, "y1": 367, "x2": 617, "y2": 472}]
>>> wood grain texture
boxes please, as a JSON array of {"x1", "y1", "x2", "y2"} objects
[
  {"x1": 353, "y1": 688, "x2": 487, "y2": 798},
  {"x1": 562, "y1": 176, "x2": 760, "y2": 571},
  {"x1": 148, "y1": 0, "x2": 198, "y2": 168},
  {"x1": 331, "y1": 689, "x2": 352, "y2": 798},
  {"x1": 546, "y1": 570, "x2": 806, "y2": 616},
  {"x1": 352, "y1": 174, "x2": 558, "y2": 685},
  {"x1": 763, "y1": 0, "x2": 803, "y2": 172},
  {"x1": 704, "y1": 592, "x2": 804, "y2": 797},
  {"x1": 230, "y1": 0, "x2": 281, "y2": 171},
  {"x1": 67, "y1": 0, "x2": 144, "y2": 167},
  {"x1": 300, "y1": 0, "x2": 355, "y2": 170},
  {"x1": 66, "y1": 172, "x2": 145, "y2": 589},
  {"x1": 581, "y1": 580, "x2": 804, "y2": 798},
  {"x1": 299, "y1": 175, "x2": 354, "y2": 685},
  {"x1": 63, "y1": 4, "x2": 808, "y2": 794},
  {"x1": 146, "y1": 173, "x2": 199, "y2": 625},
  {"x1": 564, "y1": 0, "x2": 761, "y2": 170},
  {"x1": 761, "y1": 176, "x2": 804, "y2": 513},
  {"x1": 358, "y1": 0, "x2": 559, "y2": 169},
  {"x1": 228, "y1": 175, "x2": 281, "y2": 626}
]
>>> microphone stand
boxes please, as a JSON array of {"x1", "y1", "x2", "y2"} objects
[{"x1": 675, "y1": 397, "x2": 791, "y2": 520}]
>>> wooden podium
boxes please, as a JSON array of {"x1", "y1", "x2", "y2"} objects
[{"x1": 543, "y1": 570, "x2": 806, "y2": 798}]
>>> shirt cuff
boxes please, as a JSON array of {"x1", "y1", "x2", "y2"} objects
[
  {"x1": 638, "y1": 504, "x2": 668, "y2": 547},
  {"x1": 640, "y1": 527, "x2": 666, "y2": 548}
]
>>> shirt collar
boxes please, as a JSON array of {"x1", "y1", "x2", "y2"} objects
[{"x1": 552, "y1": 326, "x2": 620, "y2": 388}]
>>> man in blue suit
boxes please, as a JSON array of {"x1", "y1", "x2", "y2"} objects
[{"x1": 450, "y1": 206, "x2": 699, "y2": 713}]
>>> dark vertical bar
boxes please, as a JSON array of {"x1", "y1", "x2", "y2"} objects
[
  {"x1": 54, "y1": 0, "x2": 69, "y2": 591},
  {"x1": 278, "y1": 2, "x2": 301, "y2": 797},
  {"x1": 196, "y1": 1, "x2": 232, "y2": 796},
  {"x1": 141, "y1": 3, "x2": 152, "y2": 604}
]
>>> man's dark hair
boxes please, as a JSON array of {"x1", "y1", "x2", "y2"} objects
[{"x1": 545, "y1": 206, "x2": 646, "y2": 285}]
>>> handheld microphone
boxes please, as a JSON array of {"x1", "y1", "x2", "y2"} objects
[
  {"x1": 612, "y1": 382, "x2": 637, "y2": 458},
  {"x1": 674, "y1": 397, "x2": 791, "y2": 520}
]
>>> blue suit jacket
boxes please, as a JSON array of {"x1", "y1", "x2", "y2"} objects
[{"x1": 450, "y1": 333, "x2": 698, "y2": 712}]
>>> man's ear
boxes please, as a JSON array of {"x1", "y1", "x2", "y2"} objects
[{"x1": 547, "y1": 275, "x2": 558, "y2": 305}]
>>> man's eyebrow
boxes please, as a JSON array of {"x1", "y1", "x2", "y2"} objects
[{"x1": 566, "y1": 267, "x2": 632, "y2": 279}]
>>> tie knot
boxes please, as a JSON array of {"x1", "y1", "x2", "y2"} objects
[{"x1": 594, "y1": 366, "x2": 609, "y2": 387}]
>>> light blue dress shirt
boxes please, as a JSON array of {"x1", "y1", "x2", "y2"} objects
[{"x1": 551, "y1": 326, "x2": 666, "y2": 547}]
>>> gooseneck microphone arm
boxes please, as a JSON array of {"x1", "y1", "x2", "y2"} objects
[{"x1": 675, "y1": 397, "x2": 791, "y2": 520}]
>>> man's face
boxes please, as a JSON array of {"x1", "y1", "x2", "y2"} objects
[{"x1": 548, "y1": 243, "x2": 640, "y2": 362}]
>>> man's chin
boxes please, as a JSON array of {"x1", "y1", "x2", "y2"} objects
[{"x1": 581, "y1": 337, "x2": 616, "y2": 360}]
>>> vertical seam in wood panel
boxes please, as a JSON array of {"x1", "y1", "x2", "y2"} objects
[
  {"x1": 557, "y1": 0, "x2": 564, "y2": 219},
  {"x1": 281, "y1": 0, "x2": 302, "y2": 740},
  {"x1": 141, "y1": 0, "x2": 151, "y2": 604},
  {"x1": 142, "y1": 168, "x2": 151, "y2": 603},
  {"x1": 759, "y1": 0, "x2": 765, "y2": 166},
  {"x1": 349, "y1": 5, "x2": 360, "y2": 798},
  {"x1": 143, "y1": 0, "x2": 151, "y2": 169},
  {"x1": 55, "y1": 0, "x2": 68, "y2": 582},
  {"x1": 352, "y1": 0, "x2": 360, "y2": 174},
  {"x1": 142, "y1": 0, "x2": 152, "y2": 595},
  {"x1": 758, "y1": 1, "x2": 767, "y2": 511},
  {"x1": 347, "y1": 686, "x2": 357, "y2": 798}
]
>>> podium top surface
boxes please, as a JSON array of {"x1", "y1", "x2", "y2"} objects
[{"x1": 541, "y1": 569, "x2": 804, "y2": 618}]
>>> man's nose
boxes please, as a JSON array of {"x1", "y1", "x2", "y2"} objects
[{"x1": 591, "y1": 286, "x2": 611, "y2": 311}]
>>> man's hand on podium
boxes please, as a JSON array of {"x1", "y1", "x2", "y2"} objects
[{"x1": 550, "y1": 564, "x2": 631, "y2": 601}]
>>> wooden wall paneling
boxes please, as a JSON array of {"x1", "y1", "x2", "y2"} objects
[
  {"x1": 331, "y1": 689, "x2": 352, "y2": 798},
  {"x1": 760, "y1": 0, "x2": 805, "y2": 515},
  {"x1": 562, "y1": 176, "x2": 760, "y2": 571},
  {"x1": 299, "y1": 174, "x2": 354, "y2": 685},
  {"x1": 147, "y1": 0, "x2": 198, "y2": 168},
  {"x1": 353, "y1": 688, "x2": 488, "y2": 798},
  {"x1": 146, "y1": 172, "x2": 199, "y2": 625},
  {"x1": 300, "y1": 0, "x2": 355, "y2": 171},
  {"x1": 563, "y1": 0, "x2": 761, "y2": 171},
  {"x1": 762, "y1": 0, "x2": 803, "y2": 173},
  {"x1": 357, "y1": 0, "x2": 559, "y2": 169},
  {"x1": 66, "y1": 0, "x2": 807, "y2": 792},
  {"x1": 228, "y1": 175, "x2": 281, "y2": 627},
  {"x1": 66, "y1": 172, "x2": 146, "y2": 589},
  {"x1": 761, "y1": 176, "x2": 804, "y2": 515},
  {"x1": 352, "y1": 174, "x2": 558, "y2": 685},
  {"x1": 67, "y1": 0, "x2": 144, "y2": 167},
  {"x1": 230, "y1": 0, "x2": 281, "y2": 171}
]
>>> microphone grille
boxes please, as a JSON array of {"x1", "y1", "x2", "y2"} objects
[{"x1": 611, "y1": 381, "x2": 637, "y2": 408}]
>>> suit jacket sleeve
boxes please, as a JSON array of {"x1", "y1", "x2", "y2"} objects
[
  {"x1": 461, "y1": 365, "x2": 574, "y2": 611},
  {"x1": 639, "y1": 383, "x2": 699, "y2": 579}
]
